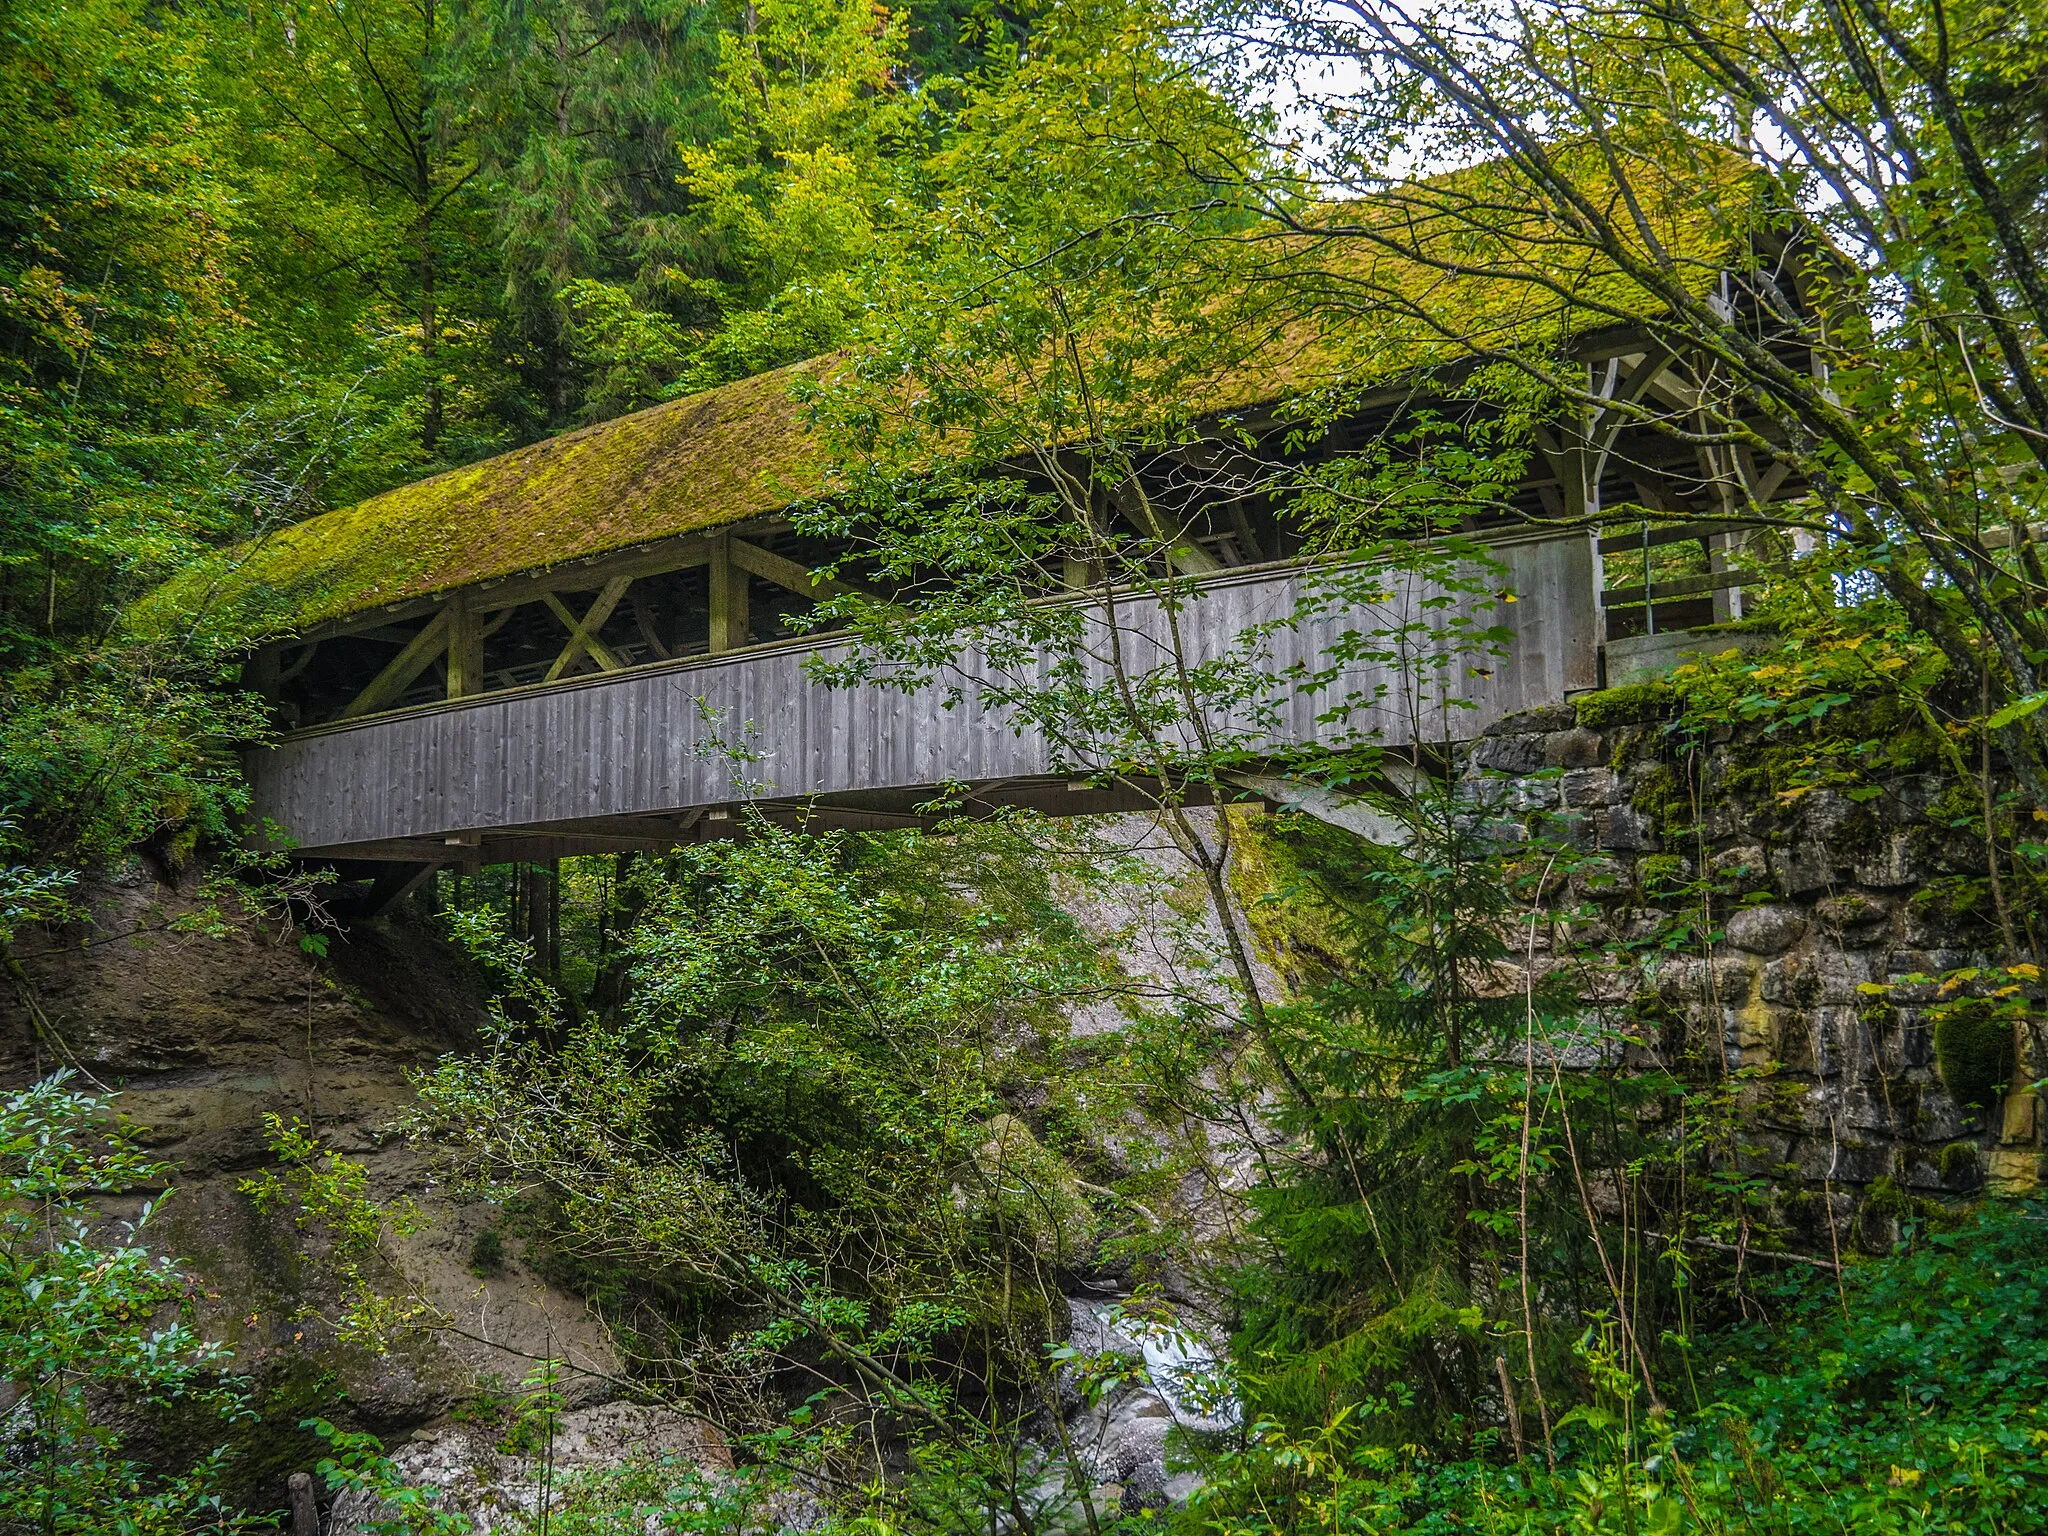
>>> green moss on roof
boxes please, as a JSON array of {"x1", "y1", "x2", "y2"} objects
[
  {"x1": 1204, "y1": 146, "x2": 1757, "y2": 408},
  {"x1": 155, "y1": 152, "x2": 1755, "y2": 639},
  {"x1": 150, "y1": 358, "x2": 831, "y2": 638}
]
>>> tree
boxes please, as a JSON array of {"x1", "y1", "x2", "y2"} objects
[
  {"x1": 409, "y1": 819, "x2": 1142, "y2": 1534},
  {"x1": 554, "y1": 0, "x2": 939, "y2": 412},
  {"x1": 1209, "y1": 0, "x2": 2048, "y2": 790},
  {"x1": 243, "y1": 0, "x2": 489, "y2": 459},
  {"x1": 798, "y1": 0, "x2": 1519, "y2": 1127},
  {"x1": 450, "y1": 0, "x2": 725, "y2": 424},
  {"x1": 0, "y1": 0, "x2": 246, "y2": 659}
]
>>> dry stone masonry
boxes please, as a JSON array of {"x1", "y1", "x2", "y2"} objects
[{"x1": 1466, "y1": 694, "x2": 2046, "y2": 1249}]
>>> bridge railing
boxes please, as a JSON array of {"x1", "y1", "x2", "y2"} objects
[{"x1": 247, "y1": 527, "x2": 1599, "y2": 862}]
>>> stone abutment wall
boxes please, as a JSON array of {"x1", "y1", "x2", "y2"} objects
[{"x1": 1461, "y1": 693, "x2": 2045, "y2": 1250}]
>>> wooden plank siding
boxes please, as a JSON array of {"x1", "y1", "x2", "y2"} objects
[{"x1": 246, "y1": 529, "x2": 1599, "y2": 861}]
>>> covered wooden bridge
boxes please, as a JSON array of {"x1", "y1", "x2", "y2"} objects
[{"x1": 171, "y1": 204, "x2": 1810, "y2": 894}]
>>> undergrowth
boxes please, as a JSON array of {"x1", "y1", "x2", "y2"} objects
[{"x1": 1184, "y1": 1198, "x2": 2048, "y2": 1536}]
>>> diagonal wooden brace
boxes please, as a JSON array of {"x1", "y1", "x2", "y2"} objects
[
  {"x1": 728, "y1": 536, "x2": 859, "y2": 599},
  {"x1": 340, "y1": 608, "x2": 453, "y2": 719},
  {"x1": 542, "y1": 576, "x2": 633, "y2": 682}
]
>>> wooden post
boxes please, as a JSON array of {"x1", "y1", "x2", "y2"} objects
[
  {"x1": 1560, "y1": 435, "x2": 1607, "y2": 659},
  {"x1": 708, "y1": 535, "x2": 748, "y2": 653},
  {"x1": 288, "y1": 1470, "x2": 318, "y2": 1536},
  {"x1": 244, "y1": 646, "x2": 282, "y2": 702},
  {"x1": 446, "y1": 595, "x2": 483, "y2": 699}
]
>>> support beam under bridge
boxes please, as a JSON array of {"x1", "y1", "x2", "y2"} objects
[{"x1": 246, "y1": 529, "x2": 1599, "y2": 867}]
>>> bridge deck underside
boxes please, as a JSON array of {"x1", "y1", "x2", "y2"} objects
[{"x1": 247, "y1": 532, "x2": 1598, "y2": 865}]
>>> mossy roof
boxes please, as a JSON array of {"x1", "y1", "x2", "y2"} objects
[
  {"x1": 154, "y1": 358, "x2": 832, "y2": 638},
  {"x1": 159, "y1": 153, "x2": 1753, "y2": 639}
]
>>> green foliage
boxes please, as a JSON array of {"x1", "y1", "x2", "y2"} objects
[
  {"x1": 1634, "y1": 852, "x2": 1693, "y2": 903},
  {"x1": 1221, "y1": 790, "x2": 1701, "y2": 1454},
  {"x1": 0, "y1": 652, "x2": 265, "y2": 871},
  {"x1": 1187, "y1": 1200, "x2": 2048, "y2": 1536},
  {"x1": 1574, "y1": 681, "x2": 1677, "y2": 729},
  {"x1": 1933, "y1": 1000, "x2": 2018, "y2": 1111},
  {"x1": 496, "y1": 1357, "x2": 569, "y2": 1457},
  {"x1": 411, "y1": 817, "x2": 1123, "y2": 1457},
  {"x1": 0, "y1": 1075, "x2": 263, "y2": 1535},
  {"x1": 1689, "y1": 1201, "x2": 2048, "y2": 1528},
  {"x1": 660, "y1": 0, "x2": 928, "y2": 393},
  {"x1": 0, "y1": 0, "x2": 253, "y2": 649},
  {"x1": 307, "y1": 1417, "x2": 473, "y2": 1535},
  {"x1": 240, "y1": 1114, "x2": 440, "y2": 1350},
  {"x1": 515, "y1": 1454, "x2": 777, "y2": 1536}
]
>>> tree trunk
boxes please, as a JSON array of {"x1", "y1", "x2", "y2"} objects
[{"x1": 420, "y1": 232, "x2": 442, "y2": 455}]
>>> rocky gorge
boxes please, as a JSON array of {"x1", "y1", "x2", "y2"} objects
[{"x1": 5, "y1": 681, "x2": 2044, "y2": 1529}]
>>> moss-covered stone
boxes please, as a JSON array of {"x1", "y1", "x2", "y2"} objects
[
  {"x1": 1608, "y1": 724, "x2": 1662, "y2": 772},
  {"x1": 1907, "y1": 876, "x2": 1997, "y2": 943},
  {"x1": 1932, "y1": 1000, "x2": 2016, "y2": 1110},
  {"x1": 1226, "y1": 806, "x2": 1398, "y2": 993},
  {"x1": 1938, "y1": 1139, "x2": 1981, "y2": 1184},
  {"x1": 1629, "y1": 762, "x2": 1693, "y2": 837},
  {"x1": 1575, "y1": 680, "x2": 1678, "y2": 728}
]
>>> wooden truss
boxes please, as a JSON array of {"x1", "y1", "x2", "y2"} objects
[
  {"x1": 284, "y1": 530, "x2": 858, "y2": 724},
  {"x1": 1533, "y1": 346, "x2": 1797, "y2": 626}
]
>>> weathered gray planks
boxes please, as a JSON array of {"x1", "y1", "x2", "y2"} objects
[{"x1": 248, "y1": 531, "x2": 1598, "y2": 858}]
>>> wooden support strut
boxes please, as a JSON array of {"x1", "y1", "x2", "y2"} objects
[
  {"x1": 306, "y1": 533, "x2": 864, "y2": 722},
  {"x1": 359, "y1": 861, "x2": 440, "y2": 917},
  {"x1": 728, "y1": 536, "x2": 858, "y2": 599},
  {"x1": 630, "y1": 592, "x2": 670, "y2": 660},
  {"x1": 339, "y1": 607, "x2": 452, "y2": 720},
  {"x1": 542, "y1": 577, "x2": 632, "y2": 681},
  {"x1": 278, "y1": 641, "x2": 320, "y2": 686},
  {"x1": 1596, "y1": 518, "x2": 1756, "y2": 556},
  {"x1": 446, "y1": 596, "x2": 483, "y2": 699},
  {"x1": 1599, "y1": 566, "x2": 1775, "y2": 606}
]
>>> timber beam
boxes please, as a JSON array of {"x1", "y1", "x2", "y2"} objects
[
  {"x1": 339, "y1": 608, "x2": 452, "y2": 719},
  {"x1": 542, "y1": 576, "x2": 633, "y2": 681},
  {"x1": 729, "y1": 536, "x2": 863, "y2": 599}
]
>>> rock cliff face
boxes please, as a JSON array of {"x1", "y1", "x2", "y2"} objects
[
  {"x1": 0, "y1": 869, "x2": 642, "y2": 1512},
  {"x1": 1464, "y1": 695, "x2": 2046, "y2": 1239}
]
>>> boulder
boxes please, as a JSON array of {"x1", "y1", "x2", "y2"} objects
[
  {"x1": 327, "y1": 1404, "x2": 735, "y2": 1536},
  {"x1": 1728, "y1": 909, "x2": 1810, "y2": 958}
]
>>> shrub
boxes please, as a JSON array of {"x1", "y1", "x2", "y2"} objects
[
  {"x1": 1933, "y1": 999, "x2": 2016, "y2": 1111},
  {"x1": 0, "y1": 1074, "x2": 265, "y2": 1534}
]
